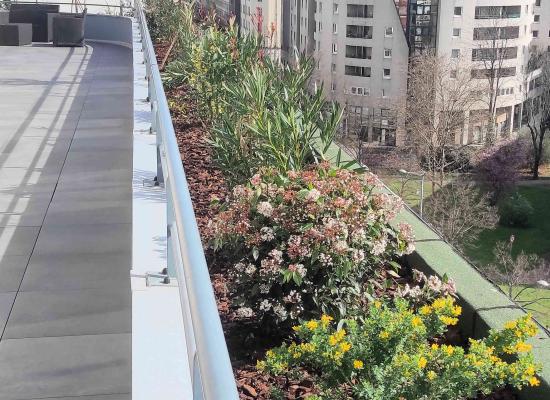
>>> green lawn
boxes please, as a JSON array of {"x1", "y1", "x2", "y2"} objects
[
  {"x1": 465, "y1": 186, "x2": 550, "y2": 266},
  {"x1": 502, "y1": 286, "x2": 550, "y2": 329},
  {"x1": 380, "y1": 174, "x2": 437, "y2": 209}
]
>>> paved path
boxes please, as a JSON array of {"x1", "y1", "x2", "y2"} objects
[{"x1": 0, "y1": 43, "x2": 132, "y2": 399}]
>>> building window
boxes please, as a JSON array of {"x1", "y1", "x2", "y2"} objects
[
  {"x1": 473, "y1": 26, "x2": 519, "y2": 40},
  {"x1": 333, "y1": 4, "x2": 338, "y2": 13},
  {"x1": 452, "y1": 28, "x2": 461, "y2": 37},
  {"x1": 450, "y1": 70, "x2": 457, "y2": 79},
  {"x1": 534, "y1": 15, "x2": 540, "y2": 22},
  {"x1": 536, "y1": 0, "x2": 541, "y2": 5},
  {"x1": 471, "y1": 67, "x2": 516, "y2": 79},
  {"x1": 345, "y1": 65, "x2": 371, "y2": 77},
  {"x1": 381, "y1": 89, "x2": 387, "y2": 98},
  {"x1": 345, "y1": 45, "x2": 372, "y2": 59},
  {"x1": 331, "y1": 82, "x2": 336, "y2": 91},
  {"x1": 346, "y1": 25, "x2": 373, "y2": 39},
  {"x1": 383, "y1": 68, "x2": 391, "y2": 79},
  {"x1": 533, "y1": 30, "x2": 539, "y2": 38},
  {"x1": 385, "y1": 26, "x2": 394, "y2": 37},
  {"x1": 333, "y1": 23, "x2": 337, "y2": 33},
  {"x1": 472, "y1": 47, "x2": 518, "y2": 61},
  {"x1": 384, "y1": 48, "x2": 392, "y2": 58},
  {"x1": 451, "y1": 49, "x2": 460, "y2": 58},
  {"x1": 475, "y1": 6, "x2": 521, "y2": 19},
  {"x1": 454, "y1": 7, "x2": 462, "y2": 16},
  {"x1": 331, "y1": 63, "x2": 336, "y2": 72},
  {"x1": 347, "y1": 4, "x2": 374, "y2": 18},
  {"x1": 332, "y1": 43, "x2": 338, "y2": 53}
]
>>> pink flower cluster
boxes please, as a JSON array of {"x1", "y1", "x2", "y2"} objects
[{"x1": 207, "y1": 164, "x2": 416, "y2": 325}]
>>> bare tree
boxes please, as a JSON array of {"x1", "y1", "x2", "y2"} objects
[
  {"x1": 522, "y1": 50, "x2": 550, "y2": 179},
  {"x1": 486, "y1": 236, "x2": 550, "y2": 314},
  {"x1": 423, "y1": 177, "x2": 498, "y2": 249},
  {"x1": 406, "y1": 53, "x2": 481, "y2": 191},
  {"x1": 472, "y1": 6, "x2": 518, "y2": 145}
]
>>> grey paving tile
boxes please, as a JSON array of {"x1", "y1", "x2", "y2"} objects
[
  {"x1": 32, "y1": 223, "x2": 131, "y2": 256},
  {"x1": 0, "y1": 292, "x2": 16, "y2": 334},
  {"x1": 0, "y1": 227, "x2": 39, "y2": 256},
  {"x1": 43, "y1": 198, "x2": 131, "y2": 226},
  {"x1": 4, "y1": 287, "x2": 131, "y2": 339},
  {"x1": 0, "y1": 334, "x2": 131, "y2": 399},
  {"x1": 20, "y1": 251, "x2": 130, "y2": 292},
  {"x1": 0, "y1": 167, "x2": 59, "y2": 195},
  {"x1": 0, "y1": 192, "x2": 51, "y2": 228},
  {"x1": 0, "y1": 255, "x2": 29, "y2": 293},
  {"x1": 35, "y1": 395, "x2": 130, "y2": 400},
  {"x1": 0, "y1": 137, "x2": 71, "y2": 171}
]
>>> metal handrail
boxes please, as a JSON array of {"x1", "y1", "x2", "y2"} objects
[{"x1": 135, "y1": 0, "x2": 239, "y2": 398}]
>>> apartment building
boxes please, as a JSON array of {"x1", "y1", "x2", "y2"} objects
[
  {"x1": 312, "y1": 1, "x2": 409, "y2": 145},
  {"x1": 240, "y1": 0, "x2": 285, "y2": 59},
  {"x1": 237, "y1": 1, "x2": 550, "y2": 147},
  {"x1": 198, "y1": 0, "x2": 241, "y2": 24}
]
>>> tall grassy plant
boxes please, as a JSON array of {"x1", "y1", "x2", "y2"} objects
[{"x1": 210, "y1": 56, "x2": 342, "y2": 184}]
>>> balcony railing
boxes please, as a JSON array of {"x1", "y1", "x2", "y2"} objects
[{"x1": 135, "y1": 0, "x2": 239, "y2": 398}]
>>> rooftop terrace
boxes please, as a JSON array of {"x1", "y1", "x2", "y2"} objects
[{"x1": 0, "y1": 42, "x2": 133, "y2": 398}]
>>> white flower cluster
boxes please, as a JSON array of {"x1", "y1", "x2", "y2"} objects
[
  {"x1": 260, "y1": 226, "x2": 275, "y2": 242},
  {"x1": 256, "y1": 201, "x2": 273, "y2": 217},
  {"x1": 236, "y1": 307, "x2": 254, "y2": 318}
]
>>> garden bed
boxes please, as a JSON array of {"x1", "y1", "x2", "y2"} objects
[{"x1": 146, "y1": 5, "x2": 547, "y2": 397}]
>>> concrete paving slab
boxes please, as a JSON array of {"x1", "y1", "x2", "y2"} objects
[
  {"x1": 20, "y1": 251, "x2": 130, "y2": 292},
  {"x1": 0, "y1": 256, "x2": 29, "y2": 293},
  {"x1": 4, "y1": 287, "x2": 131, "y2": 339},
  {"x1": 0, "y1": 137, "x2": 72, "y2": 171},
  {"x1": 0, "y1": 167, "x2": 60, "y2": 195},
  {"x1": 0, "y1": 227, "x2": 39, "y2": 257},
  {"x1": 43, "y1": 197, "x2": 131, "y2": 225},
  {"x1": 0, "y1": 293, "x2": 16, "y2": 334},
  {"x1": 0, "y1": 192, "x2": 52, "y2": 228},
  {"x1": 32, "y1": 223, "x2": 131, "y2": 256},
  {"x1": 0, "y1": 333, "x2": 131, "y2": 400},
  {"x1": 40, "y1": 395, "x2": 130, "y2": 400}
]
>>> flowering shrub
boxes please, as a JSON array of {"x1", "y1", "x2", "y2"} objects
[
  {"x1": 259, "y1": 298, "x2": 542, "y2": 400},
  {"x1": 207, "y1": 164, "x2": 415, "y2": 326},
  {"x1": 396, "y1": 269, "x2": 457, "y2": 306}
]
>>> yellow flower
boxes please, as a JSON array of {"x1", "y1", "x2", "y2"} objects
[
  {"x1": 292, "y1": 325, "x2": 301, "y2": 332},
  {"x1": 256, "y1": 360, "x2": 266, "y2": 371},
  {"x1": 431, "y1": 343, "x2": 440, "y2": 350},
  {"x1": 306, "y1": 320, "x2": 319, "y2": 330},
  {"x1": 515, "y1": 342, "x2": 532, "y2": 353},
  {"x1": 526, "y1": 365, "x2": 536, "y2": 376},
  {"x1": 321, "y1": 314, "x2": 333, "y2": 327},
  {"x1": 529, "y1": 376, "x2": 540, "y2": 387},
  {"x1": 339, "y1": 341, "x2": 351, "y2": 352},
  {"x1": 353, "y1": 359, "x2": 364, "y2": 369},
  {"x1": 427, "y1": 370, "x2": 437, "y2": 380},
  {"x1": 504, "y1": 320, "x2": 517, "y2": 330},
  {"x1": 379, "y1": 331, "x2": 390, "y2": 340},
  {"x1": 452, "y1": 305, "x2": 462, "y2": 317},
  {"x1": 432, "y1": 298, "x2": 447, "y2": 310},
  {"x1": 329, "y1": 335, "x2": 338, "y2": 346},
  {"x1": 412, "y1": 316, "x2": 423, "y2": 327},
  {"x1": 373, "y1": 300, "x2": 382, "y2": 309},
  {"x1": 419, "y1": 305, "x2": 432, "y2": 315},
  {"x1": 439, "y1": 316, "x2": 458, "y2": 326},
  {"x1": 266, "y1": 350, "x2": 274, "y2": 358},
  {"x1": 443, "y1": 345, "x2": 455, "y2": 356},
  {"x1": 418, "y1": 356, "x2": 428, "y2": 369},
  {"x1": 300, "y1": 343, "x2": 316, "y2": 353}
]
